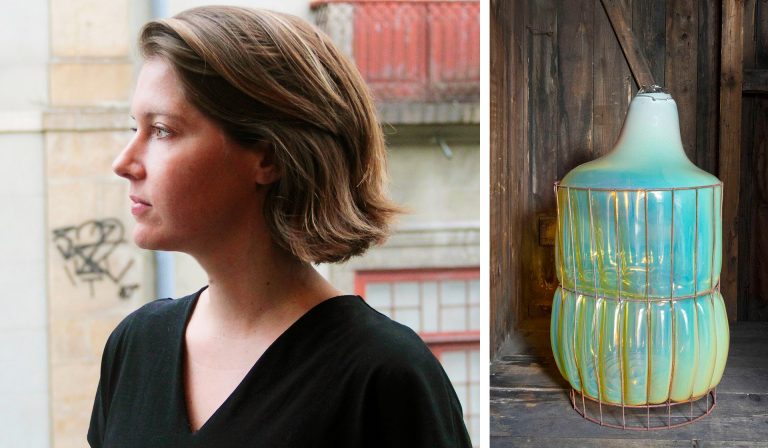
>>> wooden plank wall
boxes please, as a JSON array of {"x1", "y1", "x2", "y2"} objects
[
  {"x1": 720, "y1": 0, "x2": 745, "y2": 323},
  {"x1": 490, "y1": 0, "x2": 525, "y2": 355},
  {"x1": 490, "y1": 0, "x2": 512, "y2": 357},
  {"x1": 741, "y1": 0, "x2": 768, "y2": 321},
  {"x1": 489, "y1": 0, "x2": 750, "y2": 357}
]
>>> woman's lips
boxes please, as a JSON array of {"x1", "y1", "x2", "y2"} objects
[{"x1": 129, "y1": 195, "x2": 151, "y2": 216}]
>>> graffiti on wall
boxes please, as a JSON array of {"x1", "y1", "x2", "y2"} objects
[{"x1": 52, "y1": 218, "x2": 139, "y2": 299}]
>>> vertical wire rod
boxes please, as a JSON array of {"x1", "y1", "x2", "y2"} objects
[
  {"x1": 588, "y1": 189, "x2": 604, "y2": 424},
  {"x1": 668, "y1": 189, "x2": 676, "y2": 427},
  {"x1": 555, "y1": 185, "x2": 568, "y2": 400},
  {"x1": 645, "y1": 191, "x2": 651, "y2": 428},
  {"x1": 614, "y1": 191, "x2": 626, "y2": 428},
  {"x1": 567, "y1": 188, "x2": 587, "y2": 417},
  {"x1": 690, "y1": 189, "x2": 700, "y2": 420},
  {"x1": 707, "y1": 186, "x2": 718, "y2": 409}
]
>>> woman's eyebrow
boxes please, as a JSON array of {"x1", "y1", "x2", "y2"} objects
[{"x1": 130, "y1": 111, "x2": 184, "y2": 121}]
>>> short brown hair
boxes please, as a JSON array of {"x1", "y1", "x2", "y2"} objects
[{"x1": 139, "y1": 6, "x2": 400, "y2": 263}]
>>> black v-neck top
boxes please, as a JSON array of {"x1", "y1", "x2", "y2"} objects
[{"x1": 87, "y1": 288, "x2": 472, "y2": 447}]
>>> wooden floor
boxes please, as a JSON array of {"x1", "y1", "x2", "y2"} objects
[{"x1": 490, "y1": 322, "x2": 768, "y2": 447}]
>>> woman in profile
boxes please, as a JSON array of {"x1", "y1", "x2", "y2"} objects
[{"x1": 87, "y1": 6, "x2": 471, "y2": 447}]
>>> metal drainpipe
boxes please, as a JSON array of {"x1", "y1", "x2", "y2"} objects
[
  {"x1": 151, "y1": 0, "x2": 169, "y2": 20},
  {"x1": 151, "y1": 0, "x2": 175, "y2": 299}
]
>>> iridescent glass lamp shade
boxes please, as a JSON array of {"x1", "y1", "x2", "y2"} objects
[{"x1": 550, "y1": 87, "x2": 729, "y2": 429}]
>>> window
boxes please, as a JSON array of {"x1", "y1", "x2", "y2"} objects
[
  {"x1": 433, "y1": 344, "x2": 480, "y2": 443},
  {"x1": 355, "y1": 268, "x2": 479, "y2": 445},
  {"x1": 351, "y1": 1, "x2": 480, "y2": 102}
]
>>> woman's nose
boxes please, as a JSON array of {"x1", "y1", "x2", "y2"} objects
[{"x1": 112, "y1": 135, "x2": 146, "y2": 181}]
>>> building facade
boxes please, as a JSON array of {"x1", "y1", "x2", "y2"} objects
[{"x1": 0, "y1": 1, "x2": 478, "y2": 446}]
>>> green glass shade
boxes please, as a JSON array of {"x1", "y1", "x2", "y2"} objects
[{"x1": 550, "y1": 90, "x2": 729, "y2": 408}]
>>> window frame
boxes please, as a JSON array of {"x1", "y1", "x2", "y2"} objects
[{"x1": 354, "y1": 267, "x2": 480, "y2": 343}]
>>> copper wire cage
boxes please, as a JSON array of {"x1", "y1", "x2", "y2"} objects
[
  {"x1": 550, "y1": 182, "x2": 729, "y2": 430},
  {"x1": 569, "y1": 388, "x2": 717, "y2": 430}
]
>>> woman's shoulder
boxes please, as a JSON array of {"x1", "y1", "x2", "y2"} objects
[
  {"x1": 316, "y1": 297, "x2": 471, "y2": 446},
  {"x1": 102, "y1": 288, "x2": 199, "y2": 353},
  {"x1": 320, "y1": 295, "x2": 422, "y2": 338},
  {"x1": 317, "y1": 296, "x2": 442, "y2": 372}
]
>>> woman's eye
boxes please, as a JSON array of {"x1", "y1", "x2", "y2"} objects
[
  {"x1": 152, "y1": 126, "x2": 171, "y2": 139},
  {"x1": 130, "y1": 127, "x2": 137, "y2": 133}
]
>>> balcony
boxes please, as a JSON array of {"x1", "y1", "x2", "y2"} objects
[{"x1": 312, "y1": 0, "x2": 479, "y2": 124}]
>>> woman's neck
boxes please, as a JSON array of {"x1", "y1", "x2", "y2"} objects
[{"x1": 187, "y1": 228, "x2": 341, "y2": 338}]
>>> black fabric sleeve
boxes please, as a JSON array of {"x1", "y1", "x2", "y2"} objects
[
  {"x1": 87, "y1": 315, "x2": 132, "y2": 448},
  {"x1": 362, "y1": 344, "x2": 473, "y2": 447},
  {"x1": 87, "y1": 377, "x2": 106, "y2": 448}
]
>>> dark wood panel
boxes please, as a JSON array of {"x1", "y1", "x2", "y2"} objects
[
  {"x1": 758, "y1": 0, "x2": 768, "y2": 65},
  {"x1": 739, "y1": 0, "x2": 757, "y2": 322},
  {"x1": 633, "y1": 0, "x2": 667, "y2": 86},
  {"x1": 523, "y1": 0, "x2": 558, "y2": 319},
  {"x1": 738, "y1": 117, "x2": 754, "y2": 319},
  {"x1": 593, "y1": 0, "x2": 633, "y2": 157},
  {"x1": 746, "y1": 0, "x2": 768, "y2": 320},
  {"x1": 601, "y1": 0, "x2": 656, "y2": 86},
  {"x1": 509, "y1": 0, "x2": 529, "y2": 332},
  {"x1": 490, "y1": 0, "x2": 518, "y2": 355},
  {"x1": 743, "y1": 0, "x2": 758, "y2": 68},
  {"x1": 489, "y1": 0, "x2": 507, "y2": 357},
  {"x1": 743, "y1": 69, "x2": 768, "y2": 92},
  {"x1": 695, "y1": 0, "x2": 721, "y2": 174},
  {"x1": 719, "y1": 0, "x2": 745, "y2": 323},
  {"x1": 665, "y1": 0, "x2": 698, "y2": 159},
  {"x1": 493, "y1": 357, "x2": 558, "y2": 390},
  {"x1": 556, "y1": 0, "x2": 595, "y2": 174}
]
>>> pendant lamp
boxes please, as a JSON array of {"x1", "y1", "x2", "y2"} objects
[{"x1": 550, "y1": 86, "x2": 729, "y2": 429}]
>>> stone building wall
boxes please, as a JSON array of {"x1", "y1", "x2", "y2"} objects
[
  {"x1": 0, "y1": 1, "x2": 51, "y2": 447},
  {"x1": 45, "y1": 1, "x2": 150, "y2": 446}
]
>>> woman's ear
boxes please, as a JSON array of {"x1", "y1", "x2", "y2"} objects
[{"x1": 252, "y1": 142, "x2": 281, "y2": 185}]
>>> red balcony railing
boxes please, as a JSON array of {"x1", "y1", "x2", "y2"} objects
[{"x1": 313, "y1": 0, "x2": 480, "y2": 104}]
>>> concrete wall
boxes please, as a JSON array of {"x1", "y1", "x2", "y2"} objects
[
  {"x1": 45, "y1": 1, "x2": 151, "y2": 447},
  {"x1": 0, "y1": 1, "x2": 50, "y2": 447},
  {"x1": 330, "y1": 126, "x2": 481, "y2": 292}
]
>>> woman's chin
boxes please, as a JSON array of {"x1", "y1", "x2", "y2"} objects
[{"x1": 132, "y1": 228, "x2": 171, "y2": 251}]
